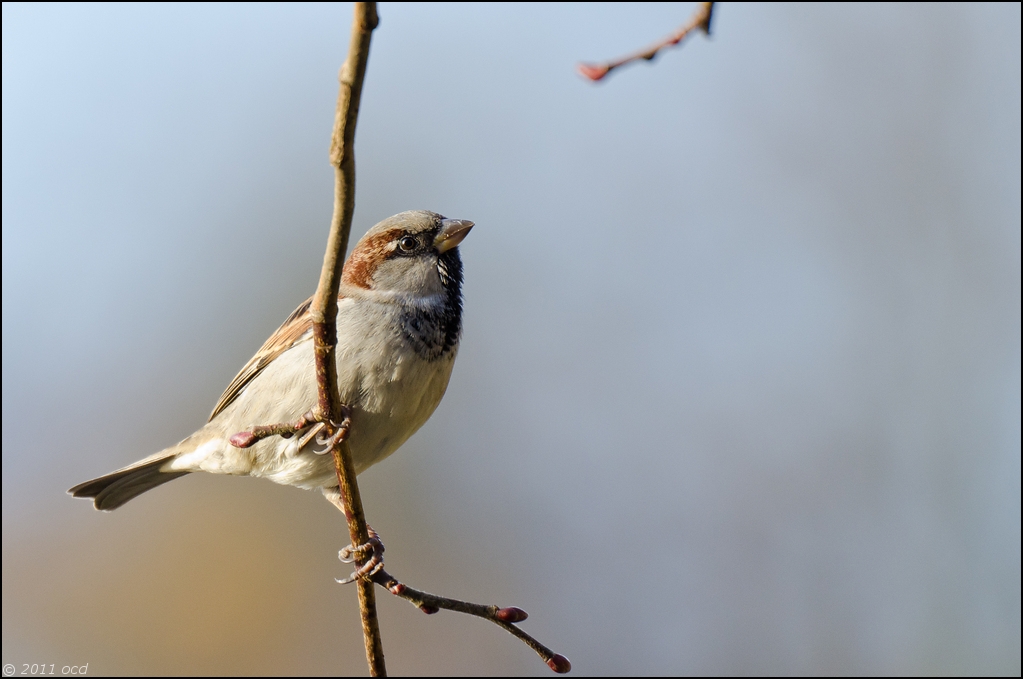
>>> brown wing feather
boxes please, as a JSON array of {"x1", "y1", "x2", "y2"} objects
[{"x1": 208, "y1": 297, "x2": 314, "y2": 421}]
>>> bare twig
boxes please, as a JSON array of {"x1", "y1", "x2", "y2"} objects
[
  {"x1": 314, "y1": 2, "x2": 383, "y2": 675},
  {"x1": 371, "y1": 569, "x2": 572, "y2": 674},
  {"x1": 577, "y1": 2, "x2": 714, "y2": 82},
  {"x1": 229, "y1": 410, "x2": 319, "y2": 448}
]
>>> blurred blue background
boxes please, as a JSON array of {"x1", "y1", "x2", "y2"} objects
[{"x1": 3, "y1": 2, "x2": 1020, "y2": 675}]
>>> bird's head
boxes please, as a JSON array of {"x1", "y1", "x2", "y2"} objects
[{"x1": 342, "y1": 210, "x2": 473, "y2": 300}]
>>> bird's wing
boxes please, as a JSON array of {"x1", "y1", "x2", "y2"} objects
[{"x1": 208, "y1": 296, "x2": 314, "y2": 421}]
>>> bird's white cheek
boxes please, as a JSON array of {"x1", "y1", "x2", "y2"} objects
[{"x1": 370, "y1": 256, "x2": 444, "y2": 296}]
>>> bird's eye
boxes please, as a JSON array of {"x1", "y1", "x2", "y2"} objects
[{"x1": 398, "y1": 236, "x2": 418, "y2": 253}]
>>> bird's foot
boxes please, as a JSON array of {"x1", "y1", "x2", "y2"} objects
[
  {"x1": 311, "y1": 407, "x2": 353, "y2": 455},
  {"x1": 336, "y1": 524, "x2": 385, "y2": 584}
]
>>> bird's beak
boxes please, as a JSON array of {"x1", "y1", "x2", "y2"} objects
[{"x1": 434, "y1": 219, "x2": 474, "y2": 253}]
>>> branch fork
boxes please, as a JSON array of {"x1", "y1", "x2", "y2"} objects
[
  {"x1": 229, "y1": 394, "x2": 572, "y2": 673},
  {"x1": 229, "y1": 404, "x2": 351, "y2": 455}
]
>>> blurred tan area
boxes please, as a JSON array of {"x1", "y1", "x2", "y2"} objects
[
  {"x1": 4, "y1": 466, "x2": 542, "y2": 676},
  {"x1": 3, "y1": 3, "x2": 1020, "y2": 676}
]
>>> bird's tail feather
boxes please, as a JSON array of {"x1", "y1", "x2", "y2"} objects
[{"x1": 69, "y1": 449, "x2": 190, "y2": 511}]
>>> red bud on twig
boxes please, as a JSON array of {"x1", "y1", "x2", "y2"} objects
[
  {"x1": 577, "y1": 2, "x2": 714, "y2": 83},
  {"x1": 496, "y1": 607, "x2": 528, "y2": 623},
  {"x1": 547, "y1": 654, "x2": 572, "y2": 673},
  {"x1": 229, "y1": 432, "x2": 257, "y2": 448},
  {"x1": 577, "y1": 63, "x2": 609, "y2": 81}
]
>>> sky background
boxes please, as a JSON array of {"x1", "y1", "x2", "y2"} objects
[{"x1": 3, "y1": 2, "x2": 1020, "y2": 675}]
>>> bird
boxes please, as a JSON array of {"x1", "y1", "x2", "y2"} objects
[{"x1": 69, "y1": 210, "x2": 472, "y2": 521}]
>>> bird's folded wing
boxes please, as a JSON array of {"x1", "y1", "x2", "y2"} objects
[{"x1": 209, "y1": 296, "x2": 314, "y2": 421}]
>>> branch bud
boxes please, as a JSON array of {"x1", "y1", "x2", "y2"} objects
[
  {"x1": 576, "y1": 63, "x2": 609, "y2": 81},
  {"x1": 496, "y1": 607, "x2": 528, "y2": 623},
  {"x1": 547, "y1": 654, "x2": 572, "y2": 673},
  {"x1": 229, "y1": 432, "x2": 257, "y2": 448}
]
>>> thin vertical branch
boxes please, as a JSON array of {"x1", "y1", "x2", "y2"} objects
[{"x1": 310, "y1": 2, "x2": 382, "y2": 675}]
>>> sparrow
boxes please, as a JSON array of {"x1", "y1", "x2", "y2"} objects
[{"x1": 70, "y1": 210, "x2": 473, "y2": 516}]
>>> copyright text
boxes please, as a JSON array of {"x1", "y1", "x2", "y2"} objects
[{"x1": 3, "y1": 665, "x2": 88, "y2": 676}]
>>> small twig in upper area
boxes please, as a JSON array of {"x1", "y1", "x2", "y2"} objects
[{"x1": 577, "y1": 2, "x2": 714, "y2": 82}]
